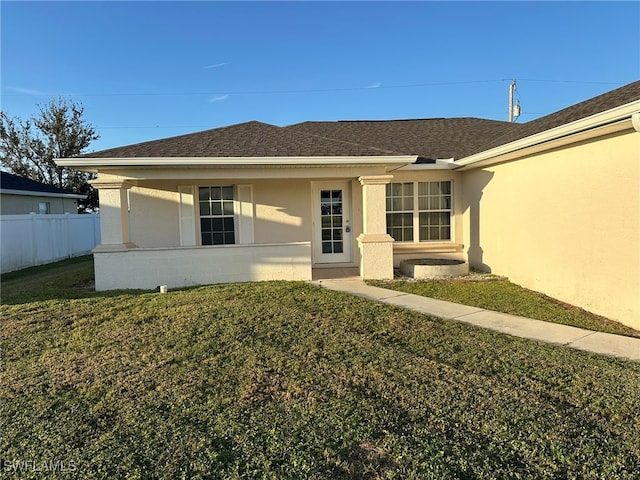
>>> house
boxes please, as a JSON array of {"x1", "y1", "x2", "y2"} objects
[
  {"x1": 0, "y1": 171, "x2": 86, "y2": 215},
  {"x1": 56, "y1": 81, "x2": 640, "y2": 329}
]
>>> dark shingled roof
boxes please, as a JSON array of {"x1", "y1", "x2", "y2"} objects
[
  {"x1": 0, "y1": 171, "x2": 81, "y2": 196},
  {"x1": 458, "y1": 80, "x2": 640, "y2": 158},
  {"x1": 82, "y1": 121, "x2": 401, "y2": 158},
  {"x1": 75, "y1": 80, "x2": 640, "y2": 161},
  {"x1": 285, "y1": 117, "x2": 522, "y2": 159}
]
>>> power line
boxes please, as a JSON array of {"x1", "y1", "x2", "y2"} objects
[{"x1": 3, "y1": 78, "x2": 625, "y2": 99}]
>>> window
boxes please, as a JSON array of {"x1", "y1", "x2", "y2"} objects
[
  {"x1": 386, "y1": 183, "x2": 414, "y2": 242},
  {"x1": 386, "y1": 181, "x2": 452, "y2": 242},
  {"x1": 38, "y1": 202, "x2": 51, "y2": 214},
  {"x1": 199, "y1": 186, "x2": 235, "y2": 245}
]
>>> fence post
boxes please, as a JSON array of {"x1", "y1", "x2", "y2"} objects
[
  {"x1": 65, "y1": 213, "x2": 72, "y2": 258},
  {"x1": 30, "y1": 212, "x2": 37, "y2": 266}
]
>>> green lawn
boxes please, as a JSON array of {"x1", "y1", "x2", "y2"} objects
[
  {"x1": 367, "y1": 276, "x2": 640, "y2": 339},
  {"x1": 2, "y1": 257, "x2": 639, "y2": 479}
]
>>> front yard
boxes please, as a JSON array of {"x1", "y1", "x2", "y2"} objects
[{"x1": 1, "y1": 257, "x2": 639, "y2": 479}]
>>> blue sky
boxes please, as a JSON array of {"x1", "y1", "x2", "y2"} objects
[{"x1": 2, "y1": 1, "x2": 638, "y2": 152}]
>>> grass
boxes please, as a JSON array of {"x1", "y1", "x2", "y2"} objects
[
  {"x1": 2, "y1": 257, "x2": 640, "y2": 479},
  {"x1": 367, "y1": 275, "x2": 640, "y2": 339}
]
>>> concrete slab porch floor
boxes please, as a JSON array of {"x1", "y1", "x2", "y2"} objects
[{"x1": 309, "y1": 277, "x2": 640, "y2": 362}]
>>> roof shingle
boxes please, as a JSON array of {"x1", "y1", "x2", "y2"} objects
[{"x1": 74, "y1": 80, "x2": 640, "y2": 161}]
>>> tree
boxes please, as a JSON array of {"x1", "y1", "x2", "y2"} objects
[{"x1": 0, "y1": 98, "x2": 100, "y2": 211}]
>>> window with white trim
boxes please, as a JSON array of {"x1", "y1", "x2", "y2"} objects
[
  {"x1": 199, "y1": 186, "x2": 235, "y2": 245},
  {"x1": 386, "y1": 181, "x2": 452, "y2": 242},
  {"x1": 38, "y1": 202, "x2": 51, "y2": 214}
]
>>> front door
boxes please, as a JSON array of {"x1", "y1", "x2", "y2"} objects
[{"x1": 312, "y1": 181, "x2": 352, "y2": 264}]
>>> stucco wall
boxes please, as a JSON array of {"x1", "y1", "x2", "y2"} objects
[
  {"x1": 0, "y1": 194, "x2": 79, "y2": 215},
  {"x1": 94, "y1": 242, "x2": 312, "y2": 290},
  {"x1": 129, "y1": 184, "x2": 180, "y2": 247},
  {"x1": 461, "y1": 129, "x2": 640, "y2": 329},
  {"x1": 253, "y1": 179, "x2": 312, "y2": 244}
]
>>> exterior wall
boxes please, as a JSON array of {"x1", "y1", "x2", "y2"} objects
[
  {"x1": 461, "y1": 129, "x2": 640, "y2": 329},
  {"x1": 387, "y1": 170, "x2": 465, "y2": 267},
  {"x1": 129, "y1": 183, "x2": 180, "y2": 247},
  {"x1": 253, "y1": 179, "x2": 312, "y2": 243},
  {"x1": 0, "y1": 194, "x2": 79, "y2": 215},
  {"x1": 93, "y1": 242, "x2": 312, "y2": 290}
]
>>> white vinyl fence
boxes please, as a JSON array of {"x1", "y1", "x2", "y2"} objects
[{"x1": 1, "y1": 213, "x2": 101, "y2": 273}]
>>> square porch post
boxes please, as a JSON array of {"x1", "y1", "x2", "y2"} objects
[
  {"x1": 357, "y1": 175, "x2": 394, "y2": 279},
  {"x1": 91, "y1": 179, "x2": 137, "y2": 251}
]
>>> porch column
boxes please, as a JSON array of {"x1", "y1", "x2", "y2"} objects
[
  {"x1": 357, "y1": 175, "x2": 394, "y2": 279},
  {"x1": 91, "y1": 180, "x2": 137, "y2": 251}
]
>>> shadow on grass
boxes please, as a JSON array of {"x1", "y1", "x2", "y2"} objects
[{"x1": 0, "y1": 255, "x2": 153, "y2": 305}]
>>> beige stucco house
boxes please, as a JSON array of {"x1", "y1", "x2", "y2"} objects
[
  {"x1": 0, "y1": 171, "x2": 85, "y2": 214},
  {"x1": 57, "y1": 81, "x2": 640, "y2": 330}
]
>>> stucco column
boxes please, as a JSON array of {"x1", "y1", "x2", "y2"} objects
[
  {"x1": 357, "y1": 175, "x2": 394, "y2": 279},
  {"x1": 91, "y1": 180, "x2": 137, "y2": 251}
]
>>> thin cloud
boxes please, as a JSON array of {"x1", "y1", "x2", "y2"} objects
[
  {"x1": 208, "y1": 94, "x2": 229, "y2": 103},
  {"x1": 204, "y1": 63, "x2": 227, "y2": 69},
  {"x1": 4, "y1": 86, "x2": 61, "y2": 96},
  {"x1": 364, "y1": 82, "x2": 382, "y2": 89}
]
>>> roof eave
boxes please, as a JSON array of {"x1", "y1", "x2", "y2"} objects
[
  {"x1": 453, "y1": 101, "x2": 640, "y2": 171},
  {"x1": 0, "y1": 188, "x2": 86, "y2": 199},
  {"x1": 55, "y1": 155, "x2": 418, "y2": 171}
]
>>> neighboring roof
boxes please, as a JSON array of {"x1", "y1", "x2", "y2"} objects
[
  {"x1": 0, "y1": 171, "x2": 84, "y2": 198},
  {"x1": 81, "y1": 121, "x2": 402, "y2": 158},
  {"x1": 459, "y1": 80, "x2": 640, "y2": 158}
]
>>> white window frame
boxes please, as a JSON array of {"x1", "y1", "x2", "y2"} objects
[
  {"x1": 197, "y1": 185, "x2": 237, "y2": 246},
  {"x1": 386, "y1": 180, "x2": 453, "y2": 243}
]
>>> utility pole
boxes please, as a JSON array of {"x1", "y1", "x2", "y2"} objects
[
  {"x1": 508, "y1": 79, "x2": 520, "y2": 123},
  {"x1": 509, "y1": 79, "x2": 516, "y2": 123}
]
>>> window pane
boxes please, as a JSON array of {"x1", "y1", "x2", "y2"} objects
[
  {"x1": 331, "y1": 190, "x2": 342, "y2": 200},
  {"x1": 223, "y1": 217, "x2": 234, "y2": 231},
  {"x1": 222, "y1": 186, "x2": 234, "y2": 200},
  {"x1": 199, "y1": 202, "x2": 210, "y2": 216},
  {"x1": 332, "y1": 204, "x2": 342, "y2": 215},
  {"x1": 213, "y1": 233, "x2": 224, "y2": 245},
  {"x1": 321, "y1": 190, "x2": 331, "y2": 200},
  {"x1": 199, "y1": 187, "x2": 210, "y2": 201},
  {"x1": 213, "y1": 218, "x2": 223, "y2": 231},
  {"x1": 211, "y1": 203, "x2": 222, "y2": 215},
  {"x1": 322, "y1": 229, "x2": 332, "y2": 240},
  {"x1": 403, "y1": 183, "x2": 414, "y2": 196},
  {"x1": 223, "y1": 201, "x2": 234, "y2": 215},
  {"x1": 321, "y1": 216, "x2": 331, "y2": 228},
  {"x1": 201, "y1": 218, "x2": 212, "y2": 232},
  {"x1": 334, "y1": 242, "x2": 343, "y2": 253},
  {"x1": 332, "y1": 216, "x2": 342, "y2": 227},
  {"x1": 441, "y1": 181, "x2": 451, "y2": 194},
  {"x1": 224, "y1": 232, "x2": 235, "y2": 244},
  {"x1": 333, "y1": 229, "x2": 342, "y2": 240},
  {"x1": 211, "y1": 187, "x2": 222, "y2": 200},
  {"x1": 322, "y1": 241, "x2": 333, "y2": 254},
  {"x1": 202, "y1": 232, "x2": 212, "y2": 245}
]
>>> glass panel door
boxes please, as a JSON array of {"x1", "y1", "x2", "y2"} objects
[
  {"x1": 313, "y1": 182, "x2": 351, "y2": 264},
  {"x1": 320, "y1": 189, "x2": 344, "y2": 255}
]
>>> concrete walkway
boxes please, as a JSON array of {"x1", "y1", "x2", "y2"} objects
[{"x1": 310, "y1": 277, "x2": 640, "y2": 362}]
